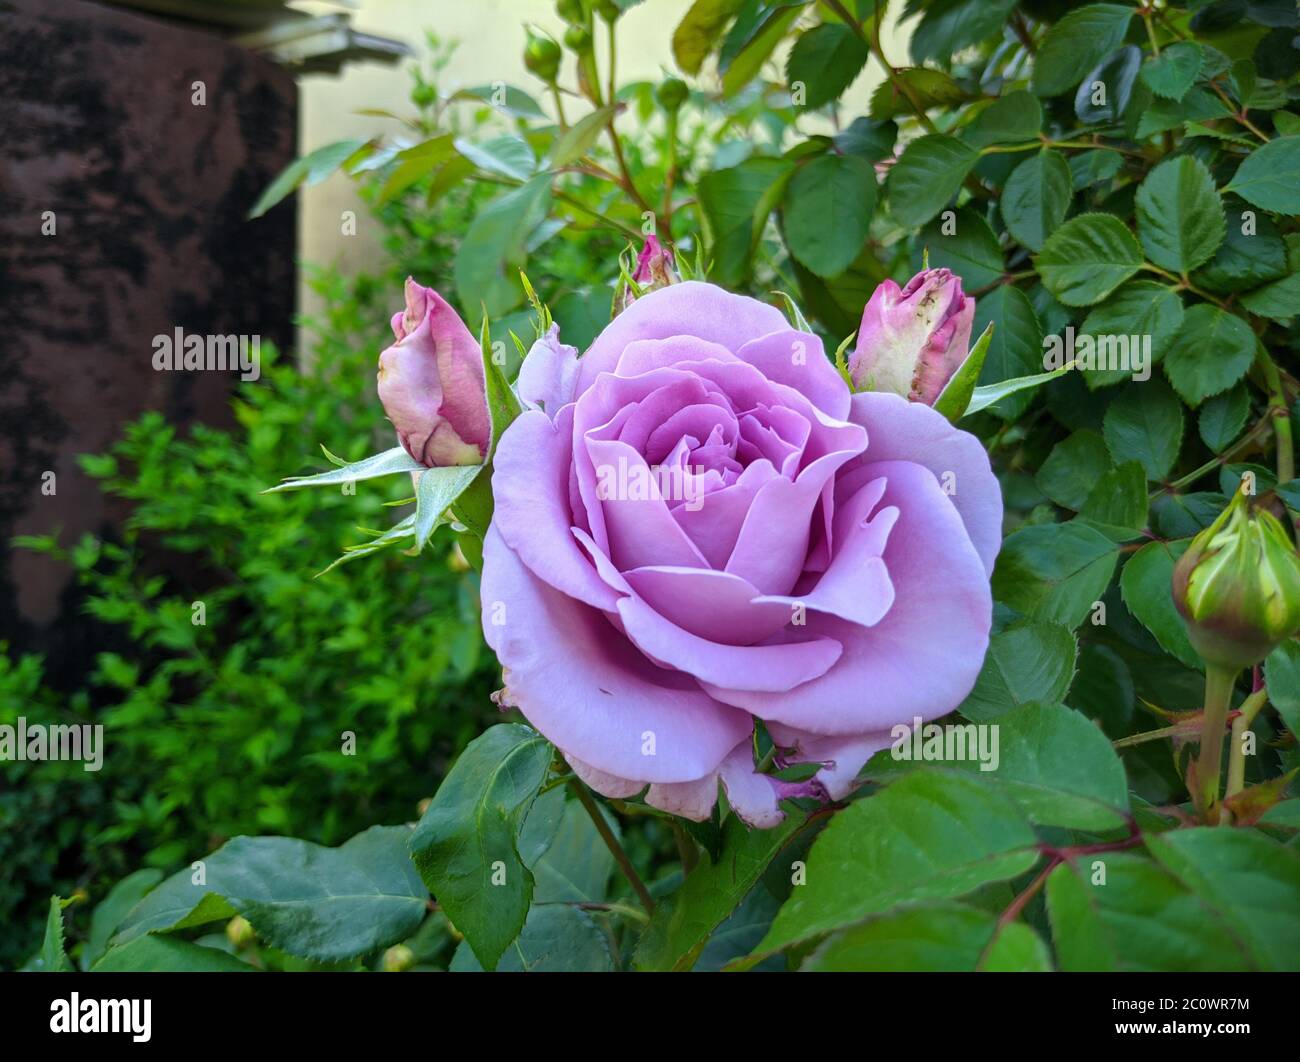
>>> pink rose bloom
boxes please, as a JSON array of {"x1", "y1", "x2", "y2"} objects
[
  {"x1": 485, "y1": 282, "x2": 1000, "y2": 827},
  {"x1": 849, "y1": 268, "x2": 975, "y2": 406},
  {"x1": 377, "y1": 278, "x2": 491, "y2": 467}
]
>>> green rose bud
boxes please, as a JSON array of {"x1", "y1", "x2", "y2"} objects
[
  {"x1": 564, "y1": 24, "x2": 593, "y2": 53},
  {"x1": 595, "y1": 0, "x2": 621, "y2": 21},
  {"x1": 226, "y1": 915, "x2": 256, "y2": 950},
  {"x1": 524, "y1": 28, "x2": 562, "y2": 84},
  {"x1": 656, "y1": 76, "x2": 689, "y2": 112},
  {"x1": 557, "y1": 0, "x2": 586, "y2": 25},
  {"x1": 383, "y1": 944, "x2": 417, "y2": 972},
  {"x1": 410, "y1": 82, "x2": 436, "y2": 109},
  {"x1": 1172, "y1": 488, "x2": 1300, "y2": 670}
]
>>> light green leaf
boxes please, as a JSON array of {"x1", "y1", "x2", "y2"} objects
[
  {"x1": 264, "y1": 446, "x2": 424, "y2": 493},
  {"x1": 39, "y1": 896, "x2": 74, "y2": 972},
  {"x1": 449, "y1": 904, "x2": 615, "y2": 972},
  {"x1": 932, "y1": 322, "x2": 995, "y2": 423},
  {"x1": 412, "y1": 465, "x2": 482, "y2": 550},
  {"x1": 673, "y1": 0, "x2": 745, "y2": 75},
  {"x1": 83, "y1": 869, "x2": 164, "y2": 970},
  {"x1": 548, "y1": 106, "x2": 618, "y2": 168},
  {"x1": 93, "y1": 936, "x2": 256, "y2": 973},
  {"x1": 248, "y1": 138, "x2": 369, "y2": 219}
]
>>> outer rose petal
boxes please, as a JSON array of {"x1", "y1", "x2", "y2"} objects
[
  {"x1": 705, "y1": 461, "x2": 992, "y2": 734},
  {"x1": 517, "y1": 324, "x2": 580, "y2": 416},
  {"x1": 766, "y1": 722, "x2": 896, "y2": 800},
  {"x1": 847, "y1": 392, "x2": 1003, "y2": 575},
  {"x1": 577, "y1": 281, "x2": 789, "y2": 392},
  {"x1": 481, "y1": 526, "x2": 752, "y2": 782},
  {"x1": 733, "y1": 330, "x2": 851, "y2": 420}
]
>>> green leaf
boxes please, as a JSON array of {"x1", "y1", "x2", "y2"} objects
[
  {"x1": 455, "y1": 135, "x2": 536, "y2": 182},
  {"x1": 833, "y1": 117, "x2": 897, "y2": 162},
  {"x1": 449, "y1": 904, "x2": 615, "y2": 972},
  {"x1": 1046, "y1": 854, "x2": 1254, "y2": 971},
  {"x1": 1034, "y1": 213, "x2": 1143, "y2": 306},
  {"x1": 783, "y1": 155, "x2": 876, "y2": 277},
  {"x1": 1145, "y1": 827, "x2": 1300, "y2": 971},
  {"x1": 39, "y1": 896, "x2": 74, "y2": 972},
  {"x1": 1069, "y1": 149, "x2": 1124, "y2": 190},
  {"x1": 931, "y1": 321, "x2": 994, "y2": 422},
  {"x1": 264, "y1": 445, "x2": 424, "y2": 493},
  {"x1": 455, "y1": 174, "x2": 553, "y2": 316},
  {"x1": 1163, "y1": 304, "x2": 1256, "y2": 406},
  {"x1": 548, "y1": 106, "x2": 619, "y2": 168},
  {"x1": 450, "y1": 84, "x2": 547, "y2": 120},
  {"x1": 1198, "y1": 384, "x2": 1251, "y2": 452},
  {"x1": 910, "y1": 0, "x2": 1018, "y2": 65},
  {"x1": 869, "y1": 67, "x2": 968, "y2": 120},
  {"x1": 1139, "y1": 41, "x2": 1203, "y2": 101},
  {"x1": 1119, "y1": 539, "x2": 1202, "y2": 669},
  {"x1": 969, "y1": 284, "x2": 1045, "y2": 420},
  {"x1": 1080, "y1": 281, "x2": 1184, "y2": 390},
  {"x1": 83, "y1": 869, "x2": 163, "y2": 970},
  {"x1": 805, "y1": 901, "x2": 1050, "y2": 972},
  {"x1": 992, "y1": 521, "x2": 1120, "y2": 627},
  {"x1": 699, "y1": 157, "x2": 795, "y2": 288},
  {"x1": 1101, "y1": 378, "x2": 1185, "y2": 480},
  {"x1": 531, "y1": 798, "x2": 615, "y2": 904},
  {"x1": 742, "y1": 770, "x2": 1039, "y2": 964},
  {"x1": 1135, "y1": 156, "x2": 1226, "y2": 273},
  {"x1": 412, "y1": 465, "x2": 482, "y2": 551},
  {"x1": 408, "y1": 724, "x2": 552, "y2": 970},
  {"x1": 1224, "y1": 135, "x2": 1300, "y2": 215},
  {"x1": 673, "y1": 0, "x2": 745, "y2": 75},
  {"x1": 954, "y1": 702, "x2": 1130, "y2": 830},
  {"x1": 1081, "y1": 461, "x2": 1149, "y2": 531},
  {"x1": 113, "y1": 826, "x2": 428, "y2": 963},
  {"x1": 1037, "y1": 430, "x2": 1114, "y2": 510},
  {"x1": 720, "y1": 5, "x2": 803, "y2": 98},
  {"x1": 786, "y1": 22, "x2": 871, "y2": 110},
  {"x1": 916, "y1": 207, "x2": 1003, "y2": 291},
  {"x1": 1239, "y1": 271, "x2": 1300, "y2": 319},
  {"x1": 1264, "y1": 640, "x2": 1300, "y2": 737},
  {"x1": 93, "y1": 936, "x2": 256, "y2": 973},
  {"x1": 1001, "y1": 150, "x2": 1073, "y2": 253},
  {"x1": 886, "y1": 134, "x2": 980, "y2": 228},
  {"x1": 963, "y1": 90, "x2": 1043, "y2": 149},
  {"x1": 959, "y1": 621, "x2": 1078, "y2": 722},
  {"x1": 966, "y1": 366, "x2": 1071, "y2": 418},
  {"x1": 1031, "y1": 4, "x2": 1135, "y2": 97},
  {"x1": 635, "y1": 809, "x2": 810, "y2": 971},
  {"x1": 248, "y1": 138, "x2": 368, "y2": 219}
]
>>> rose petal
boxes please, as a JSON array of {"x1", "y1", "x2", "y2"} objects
[
  {"x1": 734, "y1": 329, "x2": 851, "y2": 420},
  {"x1": 517, "y1": 324, "x2": 580, "y2": 416},
  {"x1": 481, "y1": 526, "x2": 752, "y2": 782},
  {"x1": 767, "y1": 722, "x2": 895, "y2": 800}
]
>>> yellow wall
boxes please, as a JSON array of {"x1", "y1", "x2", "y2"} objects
[{"x1": 295, "y1": 0, "x2": 912, "y2": 330}]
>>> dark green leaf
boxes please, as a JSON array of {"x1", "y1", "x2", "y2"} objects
[
  {"x1": 1001, "y1": 150, "x2": 1073, "y2": 253},
  {"x1": 1224, "y1": 135, "x2": 1300, "y2": 215},
  {"x1": 1037, "y1": 430, "x2": 1114, "y2": 510},
  {"x1": 1163, "y1": 304, "x2": 1257, "y2": 406},
  {"x1": 1080, "y1": 282, "x2": 1183, "y2": 390},
  {"x1": 1102, "y1": 378, "x2": 1185, "y2": 479},
  {"x1": 972, "y1": 285, "x2": 1044, "y2": 420},
  {"x1": 1035, "y1": 213, "x2": 1143, "y2": 306},
  {"x1": 786, "y1": 23, "x2": 870, "y2": 110},
  {"x1": 1135, "y1": 156, "x2": 1226, "y2": 273},
  {"x1": 1032, "y1": 4, "x2": 1136, "y2": 97},
  {"x1": 1119, "y1": 539, "x2": 1201, "y2": 669},
  {"x1": 886, "y1": 134, "x2": 980, "y2": 228},
  {"x1": 959, "y1": 621, "x2": 1078, "y2": 722},
  {"x1": 783, "y1": 155, "x2": 876, "y2": 277},
  {"x1": 1139, "y1": 41, "x2": 1203, "y2": 101},
  {"x1": 1199, "y1": 384, "x2": 1251, "y2": 452},
  {"x1": 992, "y1": 521, "x2": 1121, "y2": 627},
  {"x1": 916, "y1": 207, "x2": 1003, "y2": 291},
  {"x1": 93, "y1": 936, "x2": 256, "y2": 973}
]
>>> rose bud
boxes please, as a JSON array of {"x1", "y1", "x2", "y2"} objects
[
  {"x1": 376, "y1": 278, "x2": 490, "y2": 468},
  {"x1": 1173, "y1": 487, "x2": 1300, "y2": 670},
  {"x1": 618, "y1": 235, "x2": 678, "y2": 311},
  {"x1": 523, "y1": 27, "x2": 562, "y2": 84},
  {"x1": 848, "y1": 267, "x2": 976, "y2": 406},
  {"x1": 382, "y1": 944, "x2": 417, "y2": 972}
]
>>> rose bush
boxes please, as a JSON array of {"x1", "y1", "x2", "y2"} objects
[{"x1": 483, "y1": 279, "x2": 1001, "y2": 825}]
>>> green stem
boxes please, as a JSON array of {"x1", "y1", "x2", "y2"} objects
[
  {"x1": 550, "y1": 83, "x2": 569, "y2": 129},
  {"x1": 1192, "y1": 665, "x2": 1238, "y2": 824},
  {"x1": 569, "y1": 778, "x2": 656, "y2": 915},
  {"x1": 662, "y1": 108, "x2": 679, "y2": 227},
  {"x1": 671, "y1": 821, "x2": 699, "y2": 874},
  {"x1": 1225, "y1": 687, "x2": 1270, "y2": 805},
  {"x1": 1258, "y1": 351, "x2": 1295, "y2": 485}
]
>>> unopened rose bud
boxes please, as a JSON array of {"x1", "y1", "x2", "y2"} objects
[
  {"x1": 524, "y1": 28, "x2": 562, "y2": 84},
  {"x1": 1173, "y1": 487, "x2": 1300, "y2": 670},
  {"x1": 848, "y1": 267, "x2": 976, "y2": 406},
  {"x1": 656, "y1": 76, "x2": 688, "y2": 112},
  {"x1": 377, "y1": 278, "x2": 490, "y2": 468},
  {"x1": 226, "y1": 915, "x2": 256, "y2": 950},
  {"x1": 557, "y1": 0, "x2": 586, "y2": 24},
  {"x1": 595, "y1": 0, "x2": 621, "y2": 21},
  {"x1": 618, "y1": 236, "x2": 678, "y2": 311},
  {"x1": 564, "y1": 24, "x2": 593, "y2": 52},
  {"x1": 383, "y1": 944, "x2": 417, "y2": 972}
]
